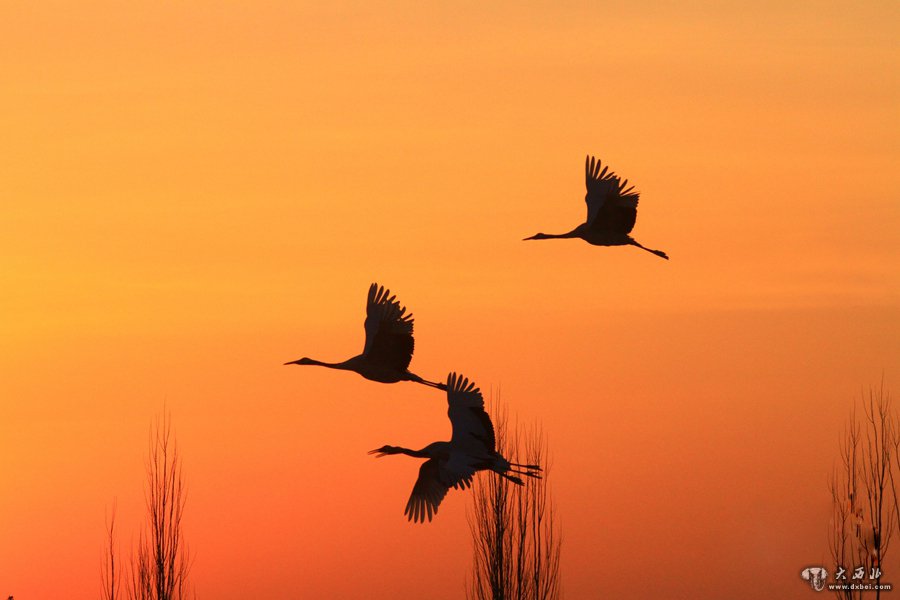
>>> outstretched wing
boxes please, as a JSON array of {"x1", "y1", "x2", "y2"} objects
[
  {"x1": 363, "y1": 283, "x2": 415, "y2": 370},
  {"x1": 584, "y1": 155, "x2": 640, "y2": 234},
  {"x1": 404, "y1": 459, "x2": 451, "y2": 523},
  {"x1": 404, "y1": 456, "x2": 474, "y2": 523},
  {"x1": 446, "y1": 372, "x2": 495, "y2": 454}
]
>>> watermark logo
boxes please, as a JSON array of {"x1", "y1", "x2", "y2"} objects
[
  {"x1": 801, "y1": 567, "x2": 828, "y2": 592},
  {"x1": 801, "y1": 564, "x2": 892, "y2": 592}
]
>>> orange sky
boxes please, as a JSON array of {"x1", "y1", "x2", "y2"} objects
[{"x1": 1, "y1": 2, "x2": 898, "y2": 598}]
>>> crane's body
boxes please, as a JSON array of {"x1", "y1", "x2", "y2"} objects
[
  {"x1": 370, "y1": 372, "x2": 541, "y2": 523},
  {"x1": 285, "y1": 283, "x2": 443, "y2": 389},
  {"x1": 524, "y1": 155, "x2": 669, "y2": 260}
]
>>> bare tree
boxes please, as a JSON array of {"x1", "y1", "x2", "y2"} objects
[
  {"x1": 103, "y1": 412, "x2": 192, "y2": 600},
  {"x1": 101, "y1": 503, "x2": 120, "y2": 600},
  {"x1": 468, "y1": 398, "x2": 561, "y2": 600},
  {"x1": 829, "y1": 385, "x2": 895, "y2": 600},
  {"x1": 129, "y1": 413, "x2": 191, "y2": 600}
]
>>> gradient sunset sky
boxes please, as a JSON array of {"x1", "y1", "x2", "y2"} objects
[{"x1": 1, "y1": 2, "x2": 898, "y2": 598}]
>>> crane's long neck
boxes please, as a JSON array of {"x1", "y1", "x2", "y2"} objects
[
  {"x1": 383, "y1": 446, "x2": 430, "y2": 458},
  {"x1": 284, "y1": 357, "x2": 356, "y2": 370},
  {"x1": 524, "y1": 230, "x2": 579, "y2": 241},
  {"x1": 371, "y1": 441, "x2": 450, "y2": 459},
  {"x1": 309, "y1": 358, "x2": 348, "y2": 369}
]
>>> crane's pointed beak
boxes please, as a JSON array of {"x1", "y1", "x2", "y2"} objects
[{"x1": 284, "y1": 359, "x2": 301, "y2": 366}]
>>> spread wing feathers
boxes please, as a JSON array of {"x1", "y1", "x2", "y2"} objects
[
  {"x1": 363, "y1": 283, "x2": 415, "y2": 370},
  {"x1": 404, "y1": 453, "x2": 475, "y2": 523},
  {"x1": 404, "y1": 459, "x2": 451, "y2": 523},
  {"x1": 453, "y1": 473, "x2": 474, "y2": 490},
  {"x1": 584, "y1": 155, "x2": 640, "y2": 233},
  {"x1": 446, "y1": 372, "x2": 495, "y2": 453}
]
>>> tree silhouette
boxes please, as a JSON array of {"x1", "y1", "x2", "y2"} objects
[
  {"x1": 829, "y1": 383, "x2": 895, "y2": 600},
  {"x1": 101, "y1": 503, "x2": 120, "y2": 600},
  {"x1": 102, "y1": 412, "x2": 192, "y2": 600},
  {"x1": 468, "y1": 398, "x2": 561, "y2": 600}
]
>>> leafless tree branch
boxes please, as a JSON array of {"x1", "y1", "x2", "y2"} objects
[
  {"x1": 829, "y1": 384, "x2": 895, "y2": 600},
  {"x1": 468, "y1": 395, "x2": 561, "y2": 600},
  {"x1": 102, "y1": 412, "x2": 192, "y2": 600}
]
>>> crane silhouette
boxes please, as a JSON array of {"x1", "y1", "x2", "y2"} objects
[
  {"x1": 524, "y1": 155, "x2": 669, "y2": 259},
  {"x1": 284, "y1": 283, "x2": 444, "y2": 389},
  {"x1": 370, "y1": 372, "x2": 542, "y2": 523}
]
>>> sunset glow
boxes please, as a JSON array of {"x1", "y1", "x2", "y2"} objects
[{"x1": 1, "y1": 2, "x2": 898, "y2": 599}]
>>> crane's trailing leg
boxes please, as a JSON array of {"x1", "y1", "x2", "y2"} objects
[
  {"x1": 510, "y1": 461, "x2": 542, "y2": 471},
  {"x1": 509, "y1": 469, "x2": 542, "y2": 479},
  {"x1": 408, "y1": 373, "x2": 448, "y2": 391},
  {"x1": 630, "y1": 239, "x2": 669, "y2": 260},
  {"x1": 508, "y1": 462, "x2": 543, "y2": 478},
  {"x1": 511, "y1": 464, "x2": 542, "y2": 472},
  {"x1": 500, "y1": 473, "x2": 525, "y2": 485}
]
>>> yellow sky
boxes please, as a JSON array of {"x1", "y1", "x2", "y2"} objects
[{"x1": 1, "y1": 2, "x2": 898, "y2": 598}]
